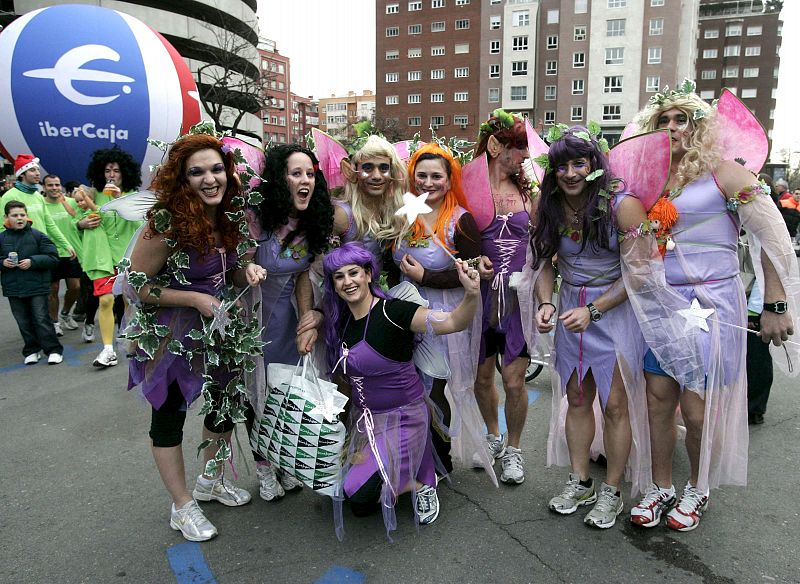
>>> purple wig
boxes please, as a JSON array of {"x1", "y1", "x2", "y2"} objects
[
  {"x1": 530, "y1": 127, "x2": 615, "y2": 266},
  {"x1": 322, "y1": 242, "x2": 388, "y2": 373}
]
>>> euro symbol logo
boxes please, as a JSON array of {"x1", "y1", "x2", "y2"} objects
[{"x1": 23, "y1": 44, "x2": 134, "y2": 106}]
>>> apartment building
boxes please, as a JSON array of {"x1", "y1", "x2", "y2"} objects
[
  {"x1": 696, "y1": 0, "x2": 781, "y2": 141},
  {"x1": 259, "y1": 39, "x2": 292, "y2": 144},
  {"x1": 291, "y1": 95, "x2": 320, "y2": 145},
  {"x1": 318, "y1": 91, "x2": 377, "y2": 140}
]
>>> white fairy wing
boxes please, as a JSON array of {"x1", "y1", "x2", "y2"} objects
[{"x1": 100, "y1": 190, "x2": 158, "y2": 221}]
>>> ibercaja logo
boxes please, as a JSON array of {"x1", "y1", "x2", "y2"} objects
[{"x1": 0, "y1": 4, "x2": 201, "y2": 183}]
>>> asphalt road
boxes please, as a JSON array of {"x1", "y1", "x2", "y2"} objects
[{"x1": 1, "y1": 296, "x2": 799, "y2": 584}]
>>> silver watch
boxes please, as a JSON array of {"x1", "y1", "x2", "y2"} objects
[{"x1": 586, "y1": 302, "x2": 603, "y2": 322}]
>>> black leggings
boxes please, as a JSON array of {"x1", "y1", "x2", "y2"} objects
[
  {"x1": 149, "y1": 381, "x2": 235, "y2": 447},
  {"x1": 346, "y1": 472, "x2": 383, "y2": 517}
]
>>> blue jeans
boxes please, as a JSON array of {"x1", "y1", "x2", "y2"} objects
[{"x1": 8, "y1": 294, "x2": 63, "y2": 357}]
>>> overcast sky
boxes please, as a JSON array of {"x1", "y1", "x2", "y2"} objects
[{"x1": 258, "y1": 0, "x2": 799, "y2": 161}]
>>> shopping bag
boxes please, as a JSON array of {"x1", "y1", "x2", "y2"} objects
[{"x1": 253, "y1": 356, "x2": 348, "y2": 496}]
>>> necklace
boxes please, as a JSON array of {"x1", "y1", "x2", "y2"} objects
[{"x1": 563, "y1": 197, "x2": 585, "y2": 224}]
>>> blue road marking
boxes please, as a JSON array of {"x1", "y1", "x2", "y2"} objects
[
  {"x1": 166, "y1": 542, "x2": 217, "y2": 584},
  {"x1": 314, "y1": 566, "x2": 366, "y2": 584},
  {"x1": 497, "y1": 389, "x2": 540, "y2": 435}
]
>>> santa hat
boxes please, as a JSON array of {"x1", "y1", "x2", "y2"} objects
[{"x1": 14, "y1": 154, "x2": 39, "y2": 178}]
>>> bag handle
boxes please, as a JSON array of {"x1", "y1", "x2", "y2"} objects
[{"x1": 292, "y1": 355, "x2": 328, "y2": 404}]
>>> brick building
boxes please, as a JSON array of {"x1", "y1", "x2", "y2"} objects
[
  {"x1": 259, "y1": 38, "x2": 292, "y2": 144},
  {"x1": 290, "y1": 94, "x2": 320, "y2": 145},
  {"x1": 318, "y1": 91, "x2": 376, "y2": 140}
]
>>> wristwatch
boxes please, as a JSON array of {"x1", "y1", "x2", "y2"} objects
[
  {"x1": 762, "y1": 300, "x2": 788, "y2": 314},
  {"x1": 586, "y1": 302, "x2": 603, "y2": 322}
]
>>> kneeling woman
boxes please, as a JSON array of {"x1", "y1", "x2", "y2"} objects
[{"x1": 322, "y1": 242, "x2": 480, "y2": 538}]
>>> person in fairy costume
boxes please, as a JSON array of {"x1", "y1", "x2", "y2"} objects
[
  {"x1": 530, "y1": 125, "x2": 649, "y2": 529},
  {"x1": 620, "y1": 81, "x2": 799, "y2": 532}
]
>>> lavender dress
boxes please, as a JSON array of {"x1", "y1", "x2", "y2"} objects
[
  {"x1": 336, "y1": 200, "x2": 383, "y2": 264},
  {"x1": 127, "y1": 247, "x2": 238, "y2": 409}
]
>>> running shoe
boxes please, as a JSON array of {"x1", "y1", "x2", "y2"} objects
[
  {"x1": 256, "y1": 465, "x2": 285, "y2": 501},
  {"x1": 416, "y1": 484, "x2": 440, "y2": 525},
  {"x1": 24, "y1": 352, "x2": 41, "y2": 365},
  {"x1": 192, "y1": 475, "x2": 251, "y2": 507},
  {"x1": 549, "y1": 473, "x2": 597, "y2": 514},
  {"x1": 500, "y1": 446, "x2": 525, "y2": 484},
  {"x1": 277, "y1": 470, "x2": 304, "y2": 492},
  {"x1": 60, "y1": 312, "x2": 78, "y2": 330},
  {"x1": 584, "y1": 483, "x2": 623, "y2": 528},
  {"x1": 631, "y1": 483, "x2": 676, "y2": 527},
  {"x1": 53, "y1": 322, "x2": 63, "y2": 337},
  {"x1": 170, "y1": 500, "x2": 217, "y2": 542},
  {"x1": 47, "y1": 353, "x2": 63, "y2": 365},
  {"x1": 92, "y1": 346, "x2": 117, "y2": 368},
  {"x1": 666, "y1": 483, "x2": 709, "y2": 532},
  {"x1": 82, "y1": 324, "x2": 95, "y2": 343}
]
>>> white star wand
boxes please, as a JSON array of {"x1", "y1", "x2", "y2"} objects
[
  {"x1": 207, "y1": 286, "x2": 252, "y2": 338},
  {"x1": 678, "y1": 298, "x2": 800, "y2": 346},
  {"x1": 394, "y1": 191, "x2": 460, "y2": 263}
]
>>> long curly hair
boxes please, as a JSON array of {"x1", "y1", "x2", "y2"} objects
[
  {"x1": 406, "y1": 143, "x2": 472, "y2": 252},
  {"x1": 636, "y1": 94, "x2": 721, "y2": 188},
  {"x1": 474, "y1": 113, "x2": 533, "y2": 201},
  {"x1": 530, "y1": 128, "x2": 615, "y2": 266},
  {"x1": 322, "y1": 242, "x2": 389, "y2": 373},
  {"x1": 148, "y1": 134, "x2": 241, "y2": 253},
  {"x1": 253, "y1": 144, "x2": 333, "y2": 259},
  {"x1": 340, "y1": 135, "x2": 408, "y2": 247},
  {"x1": 86, "y1": 147, "x2": 142, "y2": 192}
]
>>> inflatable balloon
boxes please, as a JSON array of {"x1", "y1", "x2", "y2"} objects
[{"x1": 0, "y1": 4, "x2": 201, "y2": 183}]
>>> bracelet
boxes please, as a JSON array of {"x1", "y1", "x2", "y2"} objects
[{"x1": 538, "y1": 302, "x2": 556, "y2": 311}]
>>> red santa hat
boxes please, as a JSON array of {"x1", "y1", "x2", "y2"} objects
[{"x1": 14, "y1": 154, "x2": 40, "y2": 178}]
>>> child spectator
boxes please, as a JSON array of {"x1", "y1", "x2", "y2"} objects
[{"x1": 0, "y1": 200, "x2": 63, "y2": 364}]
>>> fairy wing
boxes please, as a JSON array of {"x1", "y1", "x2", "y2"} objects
[
  {"x1": 461, "y1": 154, "x2": 494, "y2": 232},
  {"x1": 221, "y1": 136, "x2": 266, "y2": 176},
  {"x1": 609, "y1": 130, "x2": 671, "y2": 211},
  {"x1": 524, "y1": 119, "x2": 550, "y2": 183},
  {"x1": 620, "y1": 122, "x2": 638, "y2": 141},
  {"x1": 393, "y1": 140, "x2": 419, "y2": 162},
  {"x1": 715, "y1": 88, "x2": 769, "y2": 172},
  {"x1": 312, "y1": 128, "x2": 348, "y2": 188},
  {"x1": 100, "y1": 190, "x2": 159, "y2": 221}
]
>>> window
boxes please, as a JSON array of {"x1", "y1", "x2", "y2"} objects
[
  {"x1": 747, "y1": 25, "x2": 763, "y2": 36},
  {"x1": 490, "y1": 40, "x2": 501, "y2": 54},
  {"x1": 432, "y1": 0, "x2": 445, "y2": 7},
  {"x1": 701, "y1": 70, "x2": 717, "y2": 80},
  {"x1": 409, "y1": 24, "x2": 422, "y2": 34},
  {"x1": 386, "y1": 95, "x2": 399, "y2": 105},
  {"x1": 573, "y1": 52, "x2": 585, "y2": 68},
  {"x1": 726, "y1": 23, "x2": 742, "y2": 37},
  {"x1": 544, "y1": 85, "x2": 557, "y2": 100},
  {"x1": 603, "y1": 105, "x2": 621, "y2": 121},
  {"x1": 745, "y1": 45, "x2": 761, "y2": 56},
  {"x1": 646, "y1": 76, "x2": 660, "y2": 92},
  {"x1": 432, "y1": 21, "x2": 445, "y2": 32},
  {"x1": 510, "y1": 86, "x2": 528, "y2": 101},
  {"x1": 431, "y1": 92, "x2": 444, "y2": 103},
  {"x1": 490, "y1": 16, "x2": 501, "y2": 30},
  {"x1": 514, "y1": 36, "x2": 530, "y2": 51},
  {"x1": 743, "y1": 67, "x2": 759, "y2": 78},
  {"x1": 386, "y1": 50, "x2": 399, "y2": 60},
  {"x1": 431, "y1": 46, "x2": 445, "y2": 56},
  {"x1": 724, "y1": 45, "x2": 741, "y2": 57},
  {"x1": 386, "y1": 3, "x2": 399, "y2": 14},
  {"x1": 570, "y1": 106, "x2": 583, "y2": 121},
  {"x1": 409, "y1": 1, "x2": 422, "y2": 10},
  {"x1": 408, "y1": 70, "x2": 421, "y2": 81},
  {"x1": 700, "y1": 90, "x2": 715, "y2": 99},
  {"x1": 408, "y1": 94, "x2": 421, "y2": 104},
  {"x1": 546, "y1": 35, "x2": 558, "y2": 49},
  {"x1": 455, "y1": 67, "x2": 469, "y2": 78},
  {"x1": 489, "y1": 64, "x2": 500, "y2": 78},
  {"x1": 386, "y1": 72, "x2": 399, "y2": 82},
  {"x1": 544, "y1": 111, "x2": 556, "y2": 125},
  {"x1": 604, "y1": 76, "x2": 623, "y2": 93},
  {"x1": 513, "y1": 10, "x2": 529, "y2": 26},
  {"x1": 574, "y1": 26, "x2": 587, "y2": 41},
  {"x1": 512, "y1": 61, "x2": 528, "y2": 76},
  {"x1": 545, "y1": 60, "x2": 557, "y2": 75},
  {"x1": 649, "y1": 18, "x2": 664, "y2": 36},
  {"x1": 605, "y1": 47, "x2": 624, "y2": 65},
  {"x1": 575, "y1": 0, "x2": 588, "y2": 13},
  {"x1": 454, "y1": 115, "x2": 469, "y2": 126},
  {"x1": 607, "y1": 19, "x2": 625, "y2": 37},
  {"x1": 648, "y1": 47, "x2": 662, "y2": 64},
  {"x1": 455, "y1": 0, "x2": 470, "y2": 5},
  {"x1": 547, "y1": 10, "x2": 559, "y2": 24},
  {"x1": 454, "y1": 43, "x2": 470, "y2": 54},
  {"x1": 572, "y1": 79, "x2": 585, "y2": 95},
  {"x1": 741, "y1": 89, "x2": 757, "y2": 99},
  {"x1": 454, "y1": 92, "x2": 469, "y2": 101},
  {"x1": 431, "y1": 68, "x2": 445, "y2": 79},
  {"x1": 705, "y1": 29, "x2": 719, "y2": 39},
  {"x1": 408, "y1": 48, "x2": 422, "y2": 58},
  {"x1": 488, "y1": 88, "x2": 500, "y2": 103},
  {"x1": 651, "y1": 0, "x2": 665, "y2": 5},
  {"x1": 722, "y1": 66, "x2": 738, "y2": 78},
  {"x1": 408, "y1": 116, "x2": 422, "y2": 126},
  {"x1": 608, "y1": 0, "x2": 626, "y2": 6},
  {"x1": 703, "y1": 48, "x2": 718, "y2": 59},
  {"x1": 386, "y1": 27, "x2": 399, "y2": 37},
  {"x1": 455, "y1": 19, "x2": 470, "y2": 30},
  {"x1": 431, "y1": 116, "x2": 445, "y2": 126}
]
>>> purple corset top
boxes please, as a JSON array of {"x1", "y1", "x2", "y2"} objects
[{"x1": 162, "y1": 247, "x2": 238, "y2": 295}]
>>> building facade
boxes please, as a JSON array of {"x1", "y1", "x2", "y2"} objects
[
  {"x1": 259, "y1": 38, "x2": 292, "y2": 144},
  {"x1": 290, "y1": 94, "x2": 320, "y2": 145},
  {"x1": 318, "y1": 91, "x2": 376, "y2": 140}
]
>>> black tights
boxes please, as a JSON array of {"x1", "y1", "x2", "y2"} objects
[
  {"x1": 149, "y1": 382, "x2": 235, "y2": 448},
  {"x1": 347, "y1": 472, "x2": 383, "y2": 517},
  {"x1": 429, "y1": 377, "x2": 453, "y2": 473}
]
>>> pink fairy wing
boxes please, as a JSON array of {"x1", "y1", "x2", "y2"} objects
[
  {"x1": 524, "y1": 119, "x2": 549, "y2": 183},
  {"x1": 620, "y1": 122, "x2": 638, "y2": 141},
  {"x1": 609, "y1": 130, "x2": 671, "y2": 211},
  {"x1": 462, "y1": 153, "x2": 494, "y2": 231},
  {"x1": 715, "y1": 89, "x2": 769, "y2": 172},
  {"x1": 312, "y1": 128, "x2": 348, "y2": 188},
  {"x1": 221, "y1": 136, "x2": 266, "y2": 176},
  {"x1": 393, "y1": 140, "x2": 421, "y2": 162}
]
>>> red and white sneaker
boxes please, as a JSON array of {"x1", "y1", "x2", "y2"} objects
[
  {"x1": 631, "y1": 483, "x2": 676, "y2": 527},
  {"x1": 666, "y1": 483, "x2": 709, "y2": 532}
]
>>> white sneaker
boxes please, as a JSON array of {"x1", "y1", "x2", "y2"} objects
[
  {"x1": 277, "y1": 470, "x2": 304, "y2": 492},
  {"x1": 500, "y1": 446, "x2": 525, "y2": 484},
  {"x1": 60, "y1": 313, "x2": 78, "y2": 330},
  {"x1": 24, "y1": 352, "x2": 41, "y2": 365},
  {"x1": 170, "y1": 500, "x2": 217, "y2": 542},
  {"x1": 416, "y1": 484, "x2": 440, "y2": 525},
  {"x1": 256, "y1": 465, "x2": 285, "y2": 501},
  {"x1": 82, "y1": 324, "x2": 95, "y2": 343},
  {"x1": 92, "y1": 347, "x2": 118, "y2": 368},
  {"x1": 584, "y1": 483, "x2": 623, "y2": 529},
  {"x1": 47, "y1": 353, "x2": 63, "y2": 365},
  {"x1": 53, "y1": 322, "x2": 64, "y2": 336},
  {"x1": 192, "y1": 475, "x2": 251, "y2": 507}
]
